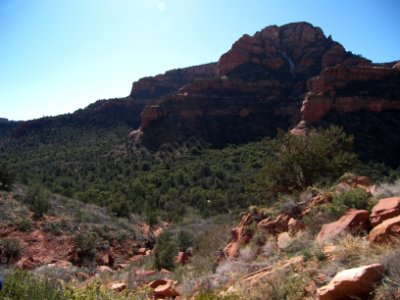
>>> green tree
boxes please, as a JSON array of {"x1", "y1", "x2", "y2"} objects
[
  {"x1": 177, "y1": 230, "x2": 193, "y2": 251},
  {"x1": 25, "y1": 184, "x2": 51, "y2": 219},
  {"x1": 254, "y1": 126, "x2": 357, "y2": 198},
  {"x1": 0, "y1": 162, "x2": 14, "y2": 191},
  {"x1": 153, "y1": 231, "x2": 176, "y2": 270}
]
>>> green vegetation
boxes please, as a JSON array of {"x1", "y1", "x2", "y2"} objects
[
  {"x1": 0, "y1": 119, "x2": 272, "y2": 219},
  {"x1": 0, "y1": 270, "x2": 67, "y2": 300},
  {"x1": 0, "y1": 270, "x2": 150, "y2": 300},
  {"x1": 177, "y1": 230, "x2": 193, "y2": 251},
  {"x1": 0, "y1": 238, "x2": 22, "y2": 263},
  {"x1": 325, "y1": 187, "x2": 375, "y2": 218},
  {"x1": 252, "y1": 126, "x2": 357, "y2": 201},
  {"x1": 16, "y1": 218, "x2": 33, "y2": 232},
  {"x1": 0, "y1": 162, "x2": 14, "y2": 191},
  {"x1": 153, "y1": 231, "x2": 176, "y2": 270},
  {"x1": 24, "y1": 184, "x2": 51, "y2": 219},
  {"x1": 2, "y1": 116, "x2": 400, "y2": 299}
]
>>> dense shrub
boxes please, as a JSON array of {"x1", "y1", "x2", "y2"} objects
[
  {"x1": 326, "y1": 188, "x2": 374, "y2": 218},
  {"x1": 16, "y1": 218, "x2": 33, "y2": 232},
  {"x1": 0, "y1": 238, "x2": 22, "y2": 263},
  {"x1": 72, "y1": 232, "x2": 102, "y2": 263},
  {"x1": 253, "y1": 126, "x2": 357, "y2": 200},
  {"x1": 24, "y1": 184, "x2": 51, "y2": 219},
  {"x1": 153, "y1": 231, "x2": 177, "y2": 270},
  {"x1": 177, "y1": 230, "x2": 194, "y2": 251},
  {"x1": 0, "y1": 162, "x2": 14, "y2": 191}
]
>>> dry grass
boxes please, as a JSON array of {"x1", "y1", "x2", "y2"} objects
[
  {"x1": 373, "y1": 243, "x2": 400, "y2": 299},
  {"x1": 373, "y1": 178, "x2": 400, "y2": 199},
  {"x1": 238, "y1": 268, "x2": 311, "y2": 300}
]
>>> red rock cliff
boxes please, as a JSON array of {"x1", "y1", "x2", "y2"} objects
[
  {"x1": 299, "y1": 65, "x2": 400, "y2": 124},
  {"x1": 133, "y1": 22, "x2": 369, "y2": 148}
]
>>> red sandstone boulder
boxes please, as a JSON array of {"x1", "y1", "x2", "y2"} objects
[
  {"x1": 277, "y1": 232, "x2": 292, "y2": 250},
  {"x1": 149, "y1": 279, "x2": 180, "y2": 299},
  {"x1": 302, "y1": 194, "x2": 332, "y2": 216},
  {"x1": 288, "y1": 218, "x2": 305, "y2": 236},
  {"x1": 369, "y1": 215, "x2": 400, "y2": 243},
  {"x1": 222, "y1": 213, "x2": 253, "y2": 259},
  {"x1": 110, "y1": 282, "x2": 126, "y2": 292},
  {"x1": 316, "y1": 209, "x2": 369, "y2": 242},
  {"x1": 317, "y1": 264, "x2": 384, "y2": 300},
  {"x1": 370, "y1": 197, "x2": 400, "y2": 227},
  {"x1": 257, "y1": 214, "x2": 291, "y2": 235}
]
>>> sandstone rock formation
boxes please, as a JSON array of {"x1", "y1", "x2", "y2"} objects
[
  {"x1": 299, "y1": 65, "x2": 400, "y2": 124},
  {"x1": 257, "y1": 214, "x2": 291, "y2": 234},
  {"x1": 317, "y1": 264, "x2": 384, "y2": 300},
  {"x1": 129, "y1": 22, "x2": 400, "y2": 167},
  {"x1": 370, "y1": 197, "x2": 400, "y2": 227},
  {"x1": 297, "y1": 63, "x2": 400, "y2": 166},
  {"x1": 369, "y1": 215, "x2": 400, "y2": 243},
  {"x1": 134, "y1": 22, "x2": 370, "y2": 149},
  {"x1": 316, "y1": 209, "x2": 369, "y2": 242},
  {"x1": 220, "y1": 213, "x2": 253, "y2": 259},
  {"x1": 130, "y1": 63, "x2": 217, "y2": 99},
  {"x1": 288, "y1": 218, "x2": 305, "y2": 236}
]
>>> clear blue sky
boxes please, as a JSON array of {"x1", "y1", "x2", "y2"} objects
[{"x1": 1, "y1": 0, "x2": 399, "y2": 121}]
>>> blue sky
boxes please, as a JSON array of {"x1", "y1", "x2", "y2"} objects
[{"x1": 1, "y1": 0, "x2": 399, "y2": 121}]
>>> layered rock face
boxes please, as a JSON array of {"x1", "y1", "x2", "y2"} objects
[
  {"x1": 297, "y1": 63, "x2": 400, "y2": 165},
  {"x1": 134, "y1": 22, "x2": 369, "y2": 148},
  {"x1": 130, "y1": 63, "x2": 217, "y2": 99},
  {"x1": 132, "y1": 22, "x2": 400, "y2": 166}
]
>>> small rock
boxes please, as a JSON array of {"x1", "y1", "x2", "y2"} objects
[
  {"x1": 149, "y1": 279, "x2": 180, "y2": 299},
  {"x1": 277, "y1": 232, "x2": 292, "y2": 250},
  {"x1": 110, "y1": 282, "x2": 126, "y2": 292}
]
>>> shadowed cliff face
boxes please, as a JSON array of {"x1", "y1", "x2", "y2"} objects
[
  {"x1": 134, "y1": 22, "x2": 372, "y2": 149},
  {"x1": 294, "y1": 63, "x2": 400, "y2": 166}
]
